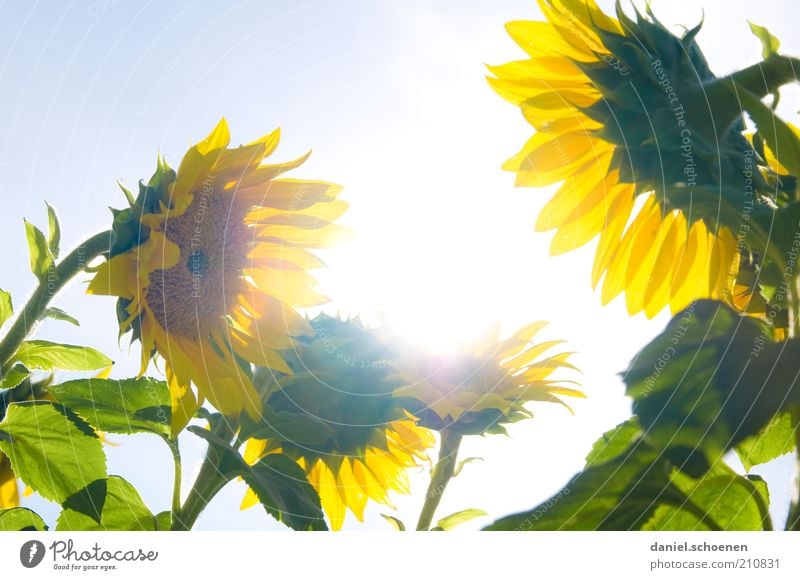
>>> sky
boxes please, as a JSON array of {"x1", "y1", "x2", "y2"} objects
[{"x1": 0, "y1": 0, "x2": 798, "y2": 531}]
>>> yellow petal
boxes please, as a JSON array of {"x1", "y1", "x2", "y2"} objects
[
  {"x1": 669, "y1": 220, "x2": 711, "y2": 313},
  {"x1": 86, "y1": 252, "x2": 138, "y2": 297},
  {"x1": 167, "y1": 367, "x2": 199, "y2": 438},
  {"x1": 536, "y1": 160, "x2": 616, "y2": 231},
  {"x1": 590, "y1": 184, "x2": 635, "y2": 287},
  {"x1": 503, "y1": 131, "x2": 609, "y2": 187},
  {"x1": 504, "y1": 19, "x2": 596, "y2": 61},
  {"x1": 0, "y1": 454, "x2": 19, "y2": 508}
]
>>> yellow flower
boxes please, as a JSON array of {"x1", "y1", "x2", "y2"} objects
[
  {"x1": 241, "y1": 314, "x2": 434, "y2": 530},
  {"x1": 391, "y1": 322, "x2": 583, "y2": 435},
  {"x1": 88, "y1": 119, "x2": 346, "y2": 435},
  {"x1": 0, "y1": 452, "x2": 18, "y2": 508},
  {"x1": 488, "y1": 0, "x2": 767, "y2": 317}
]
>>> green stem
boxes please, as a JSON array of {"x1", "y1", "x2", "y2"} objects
[
  {"x1": 0, "y1": 229, "x2": 112, "y2": 368},
  {"x1": 416, "y1": 429, "x2": 462, "y2": 531},
  {"x1": 171, "y1": 418, "x2": 238, "y2": 531},
  {"x1": 167, "y1": 438, "x2": 184, "y2": 528},
  {"x1": 703, "y1": 54, "x2": 800, "y2": 133},
  {"x1": 723, "y1": 55, "x2": 800, "y2": 100},
  {"x1": 172, "y1": 453, "x2": 230, "y2": 531}
]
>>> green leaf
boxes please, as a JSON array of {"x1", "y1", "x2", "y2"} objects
[
  {"x1": 188, "y1": 426, "x2": 326, "y2": 531},
  {"x1": 24, "y1": 220, "x2": 54, "y2": 281},
  {"x1": 435, "y1": 508, "x2": 487, "y2": 531},
  {"x1": 737, "y1": 83, "x2": 800, "y2": 176},
  {"x1": 381, "y1": 514, "x2": 405, "y2": 531},
  {"x1": 487, "y1": 421, "x2": 771, "y2": 531},
  {"x1": 0, "y1": 401, "x2": 107, "y2": 505},
  {"x1": 735, "y1": 411, "x2": 797, "y2": 471},
  {"x1": 585, "y1": 419, "x2": 642, "y2": 467},
  {"x1": 50, "y1": 378, "x2": 171, "y2": 437},
  {"x1": 0, "y1": 289, "x2": 12, "y2": 328},
  {"x1": 748, "y1": 21, "x2": 781, "y2": 59},
  {"x1": 14, "y1": 340, "x2": 113, "y2": 372},
  {"x1": 0, "y1": 507, "x2": 48, "y2": 531},
  {"x1": 57, "y1": 476, "x2": 156, "y2": 531},
  {"x1": 643, "y1": 466, "x2": 770, "y2": 531},
  {"x1": 44, "y1": 307, "x2": 80, "y2": 327},
  {"x1": 453, "y1": 456, "x2": 483, "y2": 478},
  {"x1": 46, "y1": 203, "x2": 61, "y2": 259},
  {"x1": 61, "y1": 478, "x2": 107, "y2": 524},
  {"x1": 624, "y1": 300, "x2": 800, "y2": 474},
  {"x1": 0, "y1": 363, "x2": 30, "y2": 390},
  {"x1": 154, "y1": 510, "x2": 172, "y2": 531},
  {"x1": 485, "y1": 439, "x2": 680, "y2": 530},
  {"x1": 242, "y1": 408, "x2": 334, "y2": 446},
  {"x1": 243, "y1": 455, "x2": 327, "y2": 531}
]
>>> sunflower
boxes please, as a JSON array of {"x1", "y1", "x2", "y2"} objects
[
  {"x1": 391, "y1": 321, "x2": 583, "y2": 436},
  {"x1": 88, "y1": 119, "x2": 346, "y2": 435},
  {"x1": 489, "y1": 0, "x2": 775, "y2": 317},
  {"x1": 241, "y1": 314, "x2": 434, "y2": 530}
]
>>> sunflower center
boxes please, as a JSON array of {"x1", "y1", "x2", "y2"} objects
[{"x1": 146, "y1": 182, "x2": 250, "y2": 338}]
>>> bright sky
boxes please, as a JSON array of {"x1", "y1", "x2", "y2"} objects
[{"x1": 0, "y1": 0, "x2": 798, "y2": 530}]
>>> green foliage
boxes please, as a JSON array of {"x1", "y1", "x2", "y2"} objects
[
  {"x1": 643, "y1": 466, "x2": 770, "y2": 531},
  {"x1": 241, "y1": 406, "x2": 333, "y2": 446},
  {"x1": 736, "y1": 82, "x2": 800, "y2": 176},
  {"x1": 154, "y1": 511, "x2": 173, "y2": 531},
  {"x1": 486, "y1": 419, "x2": 772, "y2": 531},
  {"x1": 24, "y1": 220, "x2": 54, "y2": 281},
  {"x1": 0, "y1": 401, "x2": 107, "y2": 508},
  {"x1": 13, "y1": 340, "x2": 112, "y2": 372},
  {"x1": 624, "y1": 300, "x2": 799, "y2": 474},
  {"x1": 50, "y1": 377, "x2": 171, "y2": 438},
  {"x1": 585, "y1": 418, "x2": 642, "y2": 467},
  {"x1": 244, "y1": 455, "x2": 327, "y2": 532},
  {"x1": 748, "y1": 21, "x2": 781, "y2": 59},
  {"x1": 0, "y1": 289, "x2": 12, "y2": 329},
  {"x1": 453, "y1": 456, "x2": 483, "y2": 477},
  {"x1": 188, "y1": 426, "x2": 327, "y2": 531},
  {"x1": 61, "y1": 478, "x2": 108, "y2": 524},
  {"x1": 433, "y1": 508, "x2": 487, "y2": 531},
  {"x1": 57, "y1": 476, "x2": 156, "y2": 531},
  {"x1": 0, "y1": 363, "x2": 30, "y2": 390},
  {"x1": 381, "y1": 514, "x2": 406, "y2": 531},
  {"x1": 486, "y1": 440, "x2": 673, "y2": 530},
  {"x1": 44, "y1": 307, "x2": 80, "y2": 326},
  {"x1": 736, "y1": 411, "x2": 797, "y2": 471},
  {"x1": 0, "y1": 507, "x2": 48, "y2": 531},
  {"x1": 45, "y1": 202, "x2": 61, "y2": 259}
]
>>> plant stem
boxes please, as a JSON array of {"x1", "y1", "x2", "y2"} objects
[
  {"x1": 723, "y1": 55, "x2": 800, "y2": 100},
  {"x1": 416, "y1": 429, "x2": 462, "y2": 531},
  {"x1": 171, "y1": 418, "x2": 238, "y2": 531},
  {"x1": 167, "y1": 438, "x2": 184, "y2": 529},
  {"x1": 172, "y1": 446, "x2": 232, "y2": 531},
  {"x1": 0, "y1": 229, "x2": 112, "y2": 368}
]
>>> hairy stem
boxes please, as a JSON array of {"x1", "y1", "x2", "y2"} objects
[
  {"x1": 0, "y1": 230, "x2": 112, "y2": 368},
  {"x1": 416, "y1": 429, "x2": 462, "y2": 531}
]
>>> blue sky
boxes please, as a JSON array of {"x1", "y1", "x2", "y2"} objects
[{"x1": 1, "y1": 0, "x2": 798, "y2": 530}]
